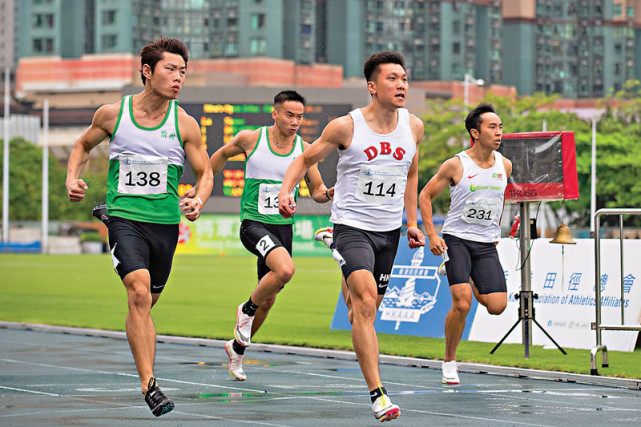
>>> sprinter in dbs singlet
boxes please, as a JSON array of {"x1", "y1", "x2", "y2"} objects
[{"x1": 278, "y1": 51, "x2": 425, "y2": 423}]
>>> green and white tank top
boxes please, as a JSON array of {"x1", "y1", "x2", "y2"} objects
[
  {"x1": 240, "y1": 127, "x2": 303, "y2": 225},
  {"x1": 106, "y1": 95, "x2": 185, "y2": 224}
]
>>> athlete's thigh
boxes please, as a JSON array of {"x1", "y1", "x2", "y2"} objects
[
  {"x1": 469, "y1": 242, "x2": 506, "y2": 295},
  {"x1": 240, "y1": 220, "x2": 291, "y2": 280},
  {"x1": 147, "y1": 223, "x2": 179, "y2": 293},
  {"x1": 371, "y1": 228, "x2": 401, "y2": 296},
  {"x1": 443, "y1": 234, "x2": 472, "y2": 286},
  {"x1": 333, "y1": 224, "x2": 375, "y2": 284},
  {"x1": 107, "y1": 217, "x2": 150, "y2": 280}
]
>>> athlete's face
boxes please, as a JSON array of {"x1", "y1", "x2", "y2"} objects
[
  {"x1": 473, "y1": 112, "x2": 503, "y2": 149},
  {"x1": 272, "y1": 100, "x2": 305, "y2": 136},
  {"x1": 368, "y1": 63, "x2": 408, "y2": 108},
  {"x1": 143, "y1": 52, "x2": 186, "y2": 99}
]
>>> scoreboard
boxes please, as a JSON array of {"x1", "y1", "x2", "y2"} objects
[{"x1": 179, "y1": 102, "x2": 351, "y2": 197}]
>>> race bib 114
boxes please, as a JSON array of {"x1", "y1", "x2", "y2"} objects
[{"x1": 355, "y1": 164, "x2": 405, "y2": 205}]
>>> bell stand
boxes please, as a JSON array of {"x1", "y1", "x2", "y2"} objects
[{"x1": 490, "y1": 201, "x2": 567, "y2": 358}]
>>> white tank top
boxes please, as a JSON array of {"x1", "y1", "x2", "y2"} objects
[
  {"x1": 330, "y1": 108, "x2": 416, "y2": 232},
  {"x1": 442, "y1": 151, "x2": 507, "y2": 242},
  {"x1": 240, "y1": 126, "x2": 303, "y2": 224}
]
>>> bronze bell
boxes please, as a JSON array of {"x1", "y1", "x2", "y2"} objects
[{"x1": 550, "y1": 222, "x2": 576, "y2": 244}]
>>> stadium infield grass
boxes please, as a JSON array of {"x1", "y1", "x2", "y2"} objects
[{"x1": 1, "y1": 253, "x2": 639, "y2": 379}]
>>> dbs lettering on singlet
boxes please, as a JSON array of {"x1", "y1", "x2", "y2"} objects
[
  {"x1": 355, "y1": 164, "x2": 405, "y2": 205},
  {"x1": 118, "y1": 154, "x2": 168, "y2": 195},
  {"x1": 363, "y1": 141, "x2": 406, "y2": 161}
]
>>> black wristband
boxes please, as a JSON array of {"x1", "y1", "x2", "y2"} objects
[{"x1": 325, "y1": 189, "x2": 332, "y2": 201}]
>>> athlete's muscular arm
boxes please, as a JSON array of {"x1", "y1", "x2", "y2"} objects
[
  {"x1": 278, "y1": 116, "x2": 351, "y2": 218},
  {"x1": 179, "y1": 110, "x2": 214, "y2": 221},
  {"x1": 66, "y1": 103, "x2": 119, "y2": 202},
  {"x1": 302, "y1": 142, "x2": 334, "y2": 203},
  {"x1": 209, "y1": 129, "x2": 258, "y2": 175},
  {"x1": 496, "y1": 157, "x2": 514, "y2": 236},
  {"x1": 405, "y1": 114, "x2": 425, "y2": 249},
  {"x1": 419, "y1": 157, "x2": 463, "y2": 255},
  {"x1": 184, "y1": 129, "x2": 257, "y2": 197}
]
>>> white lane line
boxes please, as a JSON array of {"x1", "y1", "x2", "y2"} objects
[
  {"x1": 0, "y1": 385, "x2": 60, "y2": 396},
  {"x1": 292, "y1": 395, "x2": 547, "y2": 426},
  {"x1": 1, "y1": 358, "x2": 267, "y2": 394}
]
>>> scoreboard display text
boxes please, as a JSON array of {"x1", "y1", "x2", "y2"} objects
[{"x1": 179, "y1": 103, "x2": 350, "y2": 197}]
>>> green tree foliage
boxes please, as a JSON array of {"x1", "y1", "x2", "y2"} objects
[
  {"x1": 418, "y1": 92, "x2": 641, "y2": 226},
  {"x1": 0, "y1": 137, "x2": 107, "y2": 221}
]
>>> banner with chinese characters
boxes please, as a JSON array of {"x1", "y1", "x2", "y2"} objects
[
  {"x1": 175, "y1": 214, "x2": 332, "y2": 256},
  {"x1": 330, "y1": 238, "x2": 641, "y2": 351},
  {"x1": 469, "y1": 238, "x2": 641, "y2": 351}
]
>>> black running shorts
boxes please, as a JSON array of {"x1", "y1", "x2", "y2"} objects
[
  {"x1": 333, "y1": 224, "x2": 401, "y2": 295},
  {"x1": 443, "y1": 233, "x2": 507, "y2": 295},
  {"x1": 107, "y1": 216, "x2": 179, "y2": 293},
  {"x1": 239, "y1": 219, "x2": 293, "y2": 280}
]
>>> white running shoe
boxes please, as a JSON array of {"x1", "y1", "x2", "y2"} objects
[
  {"x1": 438, "y1": 250, "x2": 449, "y2": 276},
  {"x1": 233, "y1": 303, "x2": 254, "y2": 347},
  {"x1": 314, "y1": 227, "x2": 346, "y2": 266},
  {"x1": 314, "y1": 227, "x2": 333, "y2": 248},
  {"x1": 224, "y1": 339, "x2": 246, "y2": 381},
  {"x1": 442, "y1": 360, "x2": 460, "y2": 385},
  {"x1": 371, "y1": 394, "x2": 400, "y2": 422}
]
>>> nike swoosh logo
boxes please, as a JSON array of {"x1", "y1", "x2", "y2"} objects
[{"x1": 468, "y1": 174, "x2": 479, "y2": 179}]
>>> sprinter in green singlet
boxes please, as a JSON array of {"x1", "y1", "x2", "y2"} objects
[
  {"x1": 186, "y1": 90, "x2": 332, "y2": 381},
  {"x1": 65, "y1": 37, "x2": 213, "y2": 417}
]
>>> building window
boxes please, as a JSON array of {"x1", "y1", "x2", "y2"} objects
[
  {"x1": 251, "y1": 13, "x2": 265, "y2": 29},
  {"x1": 102, "y1": 34, "x2": 117, "y2": 50},
  {"x1": 614, "y1": 4, "x2": 622, "y2": 16},
  {"x1": 102, "y1": 10, "x2": 117, "y2": 25},
  {"x1": 225, "y1": 41, "x2": 238, "y2": 56},
  {"x1": 45, "y1": 38, "x2": 54, "y2": 53},
  {"x1": 627, "y1": 6, "x2": 634, "y2": 18},
  {"x1": 250, "y1": 37, "x2": 265, "y2": 55},
  {"x1": 33, "y1": 39, "x2": 42, "y2": 53}
]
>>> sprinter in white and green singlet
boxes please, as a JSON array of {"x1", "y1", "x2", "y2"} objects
[
  {"x1": 66, "y1": 37, "x2": 213, "y2": 417},
  {"x1": 419, "y1": 103, "x2": 512, "y2": 386},
  {"x1": 186, "y1": 90, "x2": 332, "y2": 381}
]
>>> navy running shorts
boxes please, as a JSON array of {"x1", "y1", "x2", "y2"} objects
[
  {"x1": 333, "y1": 223, "x2": 401, "y2": 295},
  {"x1": 107, "y1": 216, "x2": 179, "y2": 293},
  {"x1": 239, "y1": 219, "x2": 293, "y2": 280},
  {"x1": 443, "y1": 233, "x2": 507, "y2": 295}
]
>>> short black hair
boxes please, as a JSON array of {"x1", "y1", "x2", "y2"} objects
[
  {"x1": 274, "y1": 90, "x2": 306, "y2": 107},
  {"x1": 140, "y1": 37, "x2": 189, "y2": 85},
  {"x1": 363, "y1": 51, "x2": 406, "y2": 82},
  {"x1": 465, "y1": 103, "x2": 498, "y2": 137}
]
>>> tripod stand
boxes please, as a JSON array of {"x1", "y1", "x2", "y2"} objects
[
  {"x1": 490, "y1": 202, "x2": 566, "y2": 358},
  {"x1": 490, "y1": 290, "x2": 566, "y2": 356}
]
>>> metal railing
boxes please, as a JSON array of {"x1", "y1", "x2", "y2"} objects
[{"x1": 591, "y1": 208, "x2": 641, "y2": 375}]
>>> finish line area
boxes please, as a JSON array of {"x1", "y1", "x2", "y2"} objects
[{"x1": 1, "y1": 322, "x2": 640, "y2": 426}]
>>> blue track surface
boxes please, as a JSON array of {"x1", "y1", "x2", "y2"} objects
[{"x1": 1, "y1": 323, "x2": 640, "y2": 426}]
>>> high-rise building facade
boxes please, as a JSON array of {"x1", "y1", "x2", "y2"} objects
[
  {"x1": 502, "y1": 0, "x2": 638, "y2": 98},
  {"x1": 13, "y1": 0, "x2": 641, "y2": 99},
  {"x1": 317, "y1": 0, "x2": 501, "y2": 84}
]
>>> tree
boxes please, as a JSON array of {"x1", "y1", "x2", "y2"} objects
[{"x1": 0, "y1": 137, "x2": 107, "y2": 221}]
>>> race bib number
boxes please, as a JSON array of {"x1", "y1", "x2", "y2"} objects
[
  {"x1": 118, "y1": 154, "x2": 168, "y2": 195},
  {"x1": 355, "y1": 165, "x2": 404, "y2": 205},
  {"x1": 461, "y1": 198, "x2": 500, "y2": 226},
  {"x1": 258, "y1": 183, "x2": 295, "y2": 215}
]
